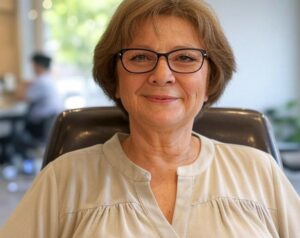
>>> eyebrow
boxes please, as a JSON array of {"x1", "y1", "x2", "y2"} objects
[{"x1": 126, "y1": 44, "x2": 202, "y2": 52}]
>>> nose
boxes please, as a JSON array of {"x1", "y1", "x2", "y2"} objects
[{"x1": 148, "y1": 57, "x2": 175, "y2": 86}]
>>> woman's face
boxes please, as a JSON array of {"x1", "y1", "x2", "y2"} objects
[{"x1": 116, "y1": 15, "x2": 209, "y2": 130}]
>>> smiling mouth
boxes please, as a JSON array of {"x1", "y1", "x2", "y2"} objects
[{"x1": 144, "y1": 95, "x2": 179, "y2": 103}]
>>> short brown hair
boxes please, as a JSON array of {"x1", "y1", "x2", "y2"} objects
[{"x1": 93, "y1": 0, "x2": 236, "y2": 111}]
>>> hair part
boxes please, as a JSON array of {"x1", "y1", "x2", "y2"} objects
[{"x1": 93, "y1": 0, "x2": 236, "y2": 112}]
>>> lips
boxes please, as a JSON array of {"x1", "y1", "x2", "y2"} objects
[{"x1": 144, "y1": 95, "x2": 179, "y2": 103}]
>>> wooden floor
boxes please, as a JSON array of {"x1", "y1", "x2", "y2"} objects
[{"x1": 1, "y1": 165, "x2": 300, "y2": 227}]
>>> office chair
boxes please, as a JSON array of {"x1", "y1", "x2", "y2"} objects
[{"x1": 42, "y1": 107, "x2": 282, "y2": 169}]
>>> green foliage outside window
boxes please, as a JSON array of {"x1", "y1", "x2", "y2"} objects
[
  {"x1": 265, "y1": 100, "x2": 300, "y2": 143},
  {"x1": 43, "y1": 0, "x2": 121, "y2": 74}
]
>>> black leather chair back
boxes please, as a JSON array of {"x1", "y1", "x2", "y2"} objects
[{"x1": 42, "y1": 107, "x2": 282, "y2": 169}]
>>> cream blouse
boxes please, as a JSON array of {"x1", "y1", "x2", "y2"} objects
[{"x1": 1, "y1": 133, "x2": 299, "y2": 238}]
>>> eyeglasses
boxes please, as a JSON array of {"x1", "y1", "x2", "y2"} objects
[{"x1": 117, "y1": 48, "x2": 208, "y2": 74}]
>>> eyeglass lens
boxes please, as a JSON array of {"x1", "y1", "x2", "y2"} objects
[{"x1": 120, "y1": 49, "x2": 205, "y2": 73}]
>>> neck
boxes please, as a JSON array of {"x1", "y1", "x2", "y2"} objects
[{"x1": 122, "y1": 122, "x2": 200, "y2": 174}]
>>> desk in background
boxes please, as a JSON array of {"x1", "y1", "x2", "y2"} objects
[
  {"x1": 0, "y1": 95, "x2": 27, "y2": 164},
  {"x1": 0, "y1": 94, "x2": 27, "y2": 133}
]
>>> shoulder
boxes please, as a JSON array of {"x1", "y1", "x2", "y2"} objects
[
  {"x1": 44, "y1": 133, "x2": 127, "y2": 178},
  {"x1": 43, "y1": 144, "x2": 111, "y2": 209},
  {"x1": 196, "y1": 135, "x2": 285, "y2": 208},
  {"x1": 198, "y1": 134, "x2": 278, "y2": 189},
  {"x1": 195, "y1": 132, "x2": 275, "y2": 170},
  {"x1": 39, "y1": 144, "x2": 110, "y2": 195},
  {"x1": 49, "y1": 144, "x2": 105, "y2": 175},
  {"x1": 210, "y1": 137, "x2": 274, "y2": 170}
]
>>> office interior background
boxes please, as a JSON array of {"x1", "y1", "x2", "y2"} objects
[
  {"x1": 0, "y1": 0, "x2": 299, "y2": 226},
  {"x1": 1, "y1": 0, "x2": 300, "y2": 110}
]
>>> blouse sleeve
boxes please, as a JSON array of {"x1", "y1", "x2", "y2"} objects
[
  {"x1": 0, "y1": 164, "x2": 59, "y2": 238},
  {"x1": 270, "y1": 158, "x2": 300, "y2": 237}
]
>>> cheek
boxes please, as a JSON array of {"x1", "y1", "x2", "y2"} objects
[
  {"x1": 195, "y1": 65, "x2": 209, "y2": 102},
  {"x1": 114, "y1": 65, "x2": 142, "y2": 102},
  {"x1": 189, "y1": 73, "x2": 209, "y2": 102},
  {"x1": 194, "y1": 82, "x2": 208, "y2": 102}
]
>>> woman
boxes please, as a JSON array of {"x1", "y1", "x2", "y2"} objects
[{"x1": 1, "y1": 0, "x2": 299, "y2": 237}]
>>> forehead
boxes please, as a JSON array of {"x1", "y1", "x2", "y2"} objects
[{"x1": 125, "y1": 15, "x2": 203, "y2": 48}]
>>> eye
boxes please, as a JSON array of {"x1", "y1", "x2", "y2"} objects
[
  {"x1": 130, "y1": 54, "x2": 149, "y2": 62},
  {"x1": 170, "y1": 50, "x2": 200, "y2": 63},
  {"x1": 176, "y1": 55, "x2": 196, "y2": 62},
  {"x1": 126, "y1": 51, "x2": 156, "y2": 63}
]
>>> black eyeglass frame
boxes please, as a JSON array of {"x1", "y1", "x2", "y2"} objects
[{"x1": 117, "y1": 48, "x2": 208, "y2": 74}]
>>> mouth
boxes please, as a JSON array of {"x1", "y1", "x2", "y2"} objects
[{"x1": 144, "y1": 95, "x2": 179, "y2": 103}]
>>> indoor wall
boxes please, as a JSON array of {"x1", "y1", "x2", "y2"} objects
[
  {"x1": 0, "y1": 0, "x2": 20, "y2": 79},
  {"x1": 207, "y1": 0, "x2": 300, "y2": 111}
]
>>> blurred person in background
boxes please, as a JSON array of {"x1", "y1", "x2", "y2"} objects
[{"x1": 12, "y1": 52, "x2": 63, "y2": 174}]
